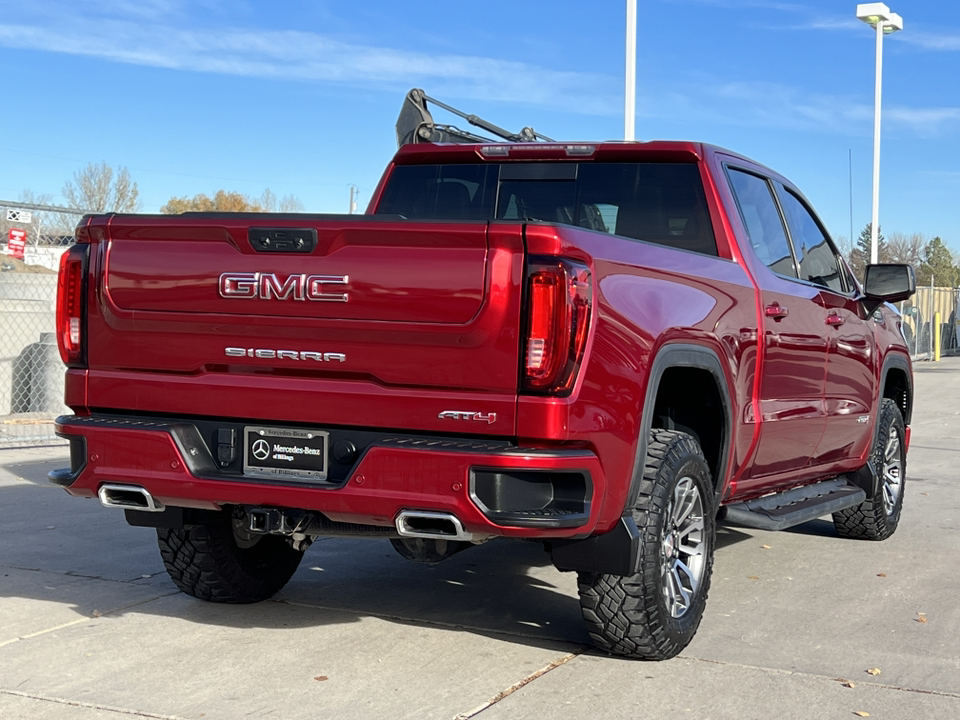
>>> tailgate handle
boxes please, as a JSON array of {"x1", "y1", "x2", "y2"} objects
[{"x1": 249, "y1": 228, "x2": 318, "y2": 253}]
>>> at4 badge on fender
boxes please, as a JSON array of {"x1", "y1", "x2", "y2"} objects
[{"x1": 437, "y1": 410, "x2": 497, "y2": 424}]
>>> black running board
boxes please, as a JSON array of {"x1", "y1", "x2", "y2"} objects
[{"x1": 724, "y1": 478, "x2": 866, "y2": 532}]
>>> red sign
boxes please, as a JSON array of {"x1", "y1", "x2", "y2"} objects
[{"x1": 7, "y1": 228, "x2": 26, "y2": 260}]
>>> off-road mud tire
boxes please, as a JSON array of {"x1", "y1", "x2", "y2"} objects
[
  {"x1": 577, "y1": 429, "x2": 715, "y2": 660},
  {"x1": 157, "y1": 510, "x2": 304, "y2": 603},
  {"x1": 833, "y1": 398, "x2": 906, "y2": 541}
]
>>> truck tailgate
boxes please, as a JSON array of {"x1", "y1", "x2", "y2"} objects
[{"x1": 82, "y1": 214, "x2": 525, "y2": 435}]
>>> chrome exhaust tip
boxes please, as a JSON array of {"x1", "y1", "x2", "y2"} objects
[
  {"x1": 395, "y1": 510, "x2": 474, "y2": 542},
  {"x1": 97, "y1": 484, "x2": 165, "y2": 513}
]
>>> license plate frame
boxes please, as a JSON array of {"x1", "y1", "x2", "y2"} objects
[{"x1": 242, "y1": 426, "x2": 329, "y2": 482}]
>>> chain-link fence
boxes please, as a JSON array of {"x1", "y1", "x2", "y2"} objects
[
  {"x1": 0, "y1": 260, "x2": 69, "y2": 447},
  {"x1": 2, "y1": 200, "x2": 83, "y2": 446},
  {"x1": 898, "y1": 285, "x2": 960, "y2": 361}
]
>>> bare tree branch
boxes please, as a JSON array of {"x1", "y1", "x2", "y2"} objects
[{"x1": 63, "y1": 162, "x2": 141, "y2": 214}]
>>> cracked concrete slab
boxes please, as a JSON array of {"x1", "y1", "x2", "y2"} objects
[
  {"x1": 0, "y1": 593, "x2": 572, "y2": 720},
  {"x1": 0, "y1": 451, "x2": 166, "y2": 584},
  {"x1": 473, "y1": 653, "x2": 960, "y2": 720},
  {"x1": 0, "y1": 567, "x2": 176, "y2": 646},
  {"x1": 0, "y1": 691, "x2": 185, "y2": 720}
]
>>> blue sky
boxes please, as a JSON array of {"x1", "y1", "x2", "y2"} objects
[{"x1": 0, "y1": 0, "x2": 957, "y2": 251}]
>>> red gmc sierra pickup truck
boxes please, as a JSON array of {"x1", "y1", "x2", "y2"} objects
[{"x1": 51, "y1": 130, "x2": 915, "y2": 659}]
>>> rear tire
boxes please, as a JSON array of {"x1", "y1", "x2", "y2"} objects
[
  {"x1": 577, "y1": 430, "x2": 715, "y2": 660},
  {"x1": 833, "y1": 398, "x2": 906, "y2": 541},
  {"x1": 157, "y1": 509, "x2": 304, "y2": 603}
]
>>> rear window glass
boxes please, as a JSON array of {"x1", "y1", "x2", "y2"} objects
[
  {"x1": 376, "y1": 162, "x2": 717, "y2": 256},
  {"x1": 376, "y1": 164, "x2": 498, "y2": 220}
]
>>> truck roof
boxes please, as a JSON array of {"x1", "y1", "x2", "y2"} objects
[{"x1": 391, "y1": 141, "x2": 761, "y2": 169}]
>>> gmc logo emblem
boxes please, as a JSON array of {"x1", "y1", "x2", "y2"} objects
[{"x1": 219, "y1": 272, "x2": 349, "y2": 302}]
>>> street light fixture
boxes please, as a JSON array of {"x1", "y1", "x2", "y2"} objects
[{"x1": 856, "y1": 3, "x2": 903, "y2": 266}]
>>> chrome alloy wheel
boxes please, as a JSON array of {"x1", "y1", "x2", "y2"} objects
[
  {"x1": 661, "y1": 476, "x2": 707, "y2": 619},
  {"x1": 881, "y1": 431, "x2": 903, "y2": 517}
]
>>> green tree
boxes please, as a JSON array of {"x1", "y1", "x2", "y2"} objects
[
  {"x1": 915, "y1": 236, "x2": 959, "y2": 287},
  {"x1": 847, "y1": 223, "x2": 886, "y2": 281}
]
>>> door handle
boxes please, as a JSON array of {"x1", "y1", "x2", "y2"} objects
[
  {"x1": 826, "y1": 313, "x2": 845, "y2": 327},
  {"x1": 765, "y1": 303, "x2": 789, "y2": 320}
]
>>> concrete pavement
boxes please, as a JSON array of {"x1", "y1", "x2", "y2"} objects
[{"x1": 1, "y1": 357, "x2": 959, "y2": 719}]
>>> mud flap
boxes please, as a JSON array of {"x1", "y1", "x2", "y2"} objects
[{"x1": 550, "y1": 515, "x2": 641, "y2": 576}]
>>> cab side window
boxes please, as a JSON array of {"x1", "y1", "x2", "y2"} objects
[
  {"x1": 726, "y1": 168, "x2": 797, "y2": 278},
  {"x1": 775, "y1": 184, "x2": 846, "y2": 294}
]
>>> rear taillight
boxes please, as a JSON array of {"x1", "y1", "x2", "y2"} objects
[
  {"x1": 522, "y1": 257, "x2": 592, "y2": 395},
  {"x1": 56, "y1": 244, "x2": 89, "y2": 367}
]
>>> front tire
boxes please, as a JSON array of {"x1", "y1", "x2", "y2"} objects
[
  {"x1": 157, "y1": 509, "x2": 305, "y2": 603},
  {"x1": 833, "y1": 398, "x2": 906, "y2": 541},
  {"x1": 577, "y1": 430, "x2": 716, "y2": 660}
]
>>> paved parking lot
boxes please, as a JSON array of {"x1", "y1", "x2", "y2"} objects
[{"x1": 2, "y1": 357, "x2": 959, "y2": 720}]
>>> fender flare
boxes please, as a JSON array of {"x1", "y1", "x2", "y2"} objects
[
  {"x1": 879, "y1": 351, "x2": 913, "y2": 425},
  {"x1": 551, "y1": 343, "x2": 734, "y2": 576},
  {"x1": 625, "y1": 343, "x2": 735, "y2": 508},
  {"x1": 842, "y1": 350, "x2": 913, "y2": 500}
]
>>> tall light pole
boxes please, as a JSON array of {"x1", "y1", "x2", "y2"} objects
[
  {"x1": 625, "y1": 0, "x2": 636, "y2": 141},
  {"x1": 856, "y1": 3, "x2": 903, "y2": 265}
]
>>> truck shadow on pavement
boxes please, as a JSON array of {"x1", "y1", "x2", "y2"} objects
[
  {"x1": 0, "y1": 470, "x2": 591, "y2": 654},
  {"x1": 2, "y1": 458, "x2": 864, "y2": 655}
]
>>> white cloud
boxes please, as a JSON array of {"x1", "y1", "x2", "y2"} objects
[
  {"x1": 0, "y1": 2, "x2": 954, "y2": 138},
  {"x1": 919, "y1": 170, "x2": 960, "y2": 179},
  {"x1": 899, "y1": 31, "x2": 960, "y2": 52},
  {"x1": 673, "y1": 0, "x2": 960, "y2": 49},
  {"x1": 888, "y1": 106, "x2": 960, "y2": 130},
  {"x1": 0, "y1": 11, "x2": 619, "y2": 114},
  {"x1": 802, "y1": 17, "x2": 862, "y2": 32},
  {"x1": 663, "y1": 0, "x2": 807, "y2": 11},
  {"x1": 656, "y1": 79, "x2": 960, "y2": 138}
]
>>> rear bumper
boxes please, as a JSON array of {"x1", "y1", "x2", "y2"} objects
[{"x1": 53, "y1": 414, "x2": 606, "y2": 539}]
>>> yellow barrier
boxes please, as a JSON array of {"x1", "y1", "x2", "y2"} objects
[{"x1": 934, "y1": 311, "x2": 941, "y2": 361}]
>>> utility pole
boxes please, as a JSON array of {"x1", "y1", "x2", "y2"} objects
[
  {"x1": 348, "y1": 185, "x2": 358, "y2": 215},
  {"x1": 856, "y1": 3, "x2": 903, "y2": 265},
  {"x1": 848, "y1": 149, "x2": 854, "y2": 248}
]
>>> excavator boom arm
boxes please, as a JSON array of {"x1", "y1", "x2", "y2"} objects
[{"x1": 396, "y1": 88, "x2": 552, "y2": 147}]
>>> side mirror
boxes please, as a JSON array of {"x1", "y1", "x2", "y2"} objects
[{"x1": 863, "y1": 263, "x2": 916, "y2": 312}]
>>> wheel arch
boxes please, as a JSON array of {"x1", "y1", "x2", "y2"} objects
[
  {"x1": 880, "y1": 352, "x2": 912, "y2": 425},
  {"x1": 628, "y1": 343, "x2": 734, "y2": 508},
  {"x1": 550, "y1": 342, "x2": 734, "y2": 577},
  {"x1": 843, "y1": 353, "x2": 912, "y2": 502}
]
